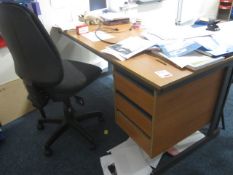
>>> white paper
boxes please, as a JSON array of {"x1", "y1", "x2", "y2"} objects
[
  {"x1": 193, "y1": 36, "x2": 219, "y2": 51},
  {"x1": 148, "y1": 25, "x2": 213, "y2": 40},
  {"x1": 102, "y1": 36, "x2": 155, "y2": 60},
  {"x1": 155, "y1": 70, "x2": 173, "y2": 78},
  {"x1": 167, "y1": 131, "x2": 205, "y2": 156},
  {"x1": 151, "y1": 51, "x2": 224, "y2": 69},
  {"x1": 81, "y1": 31, "x2": 114, "y2": 42},
  {"x1": 100, "y1": 155, "x2": 115, "y2": 175},
  {"x1": 101, "y1": 138, "x2": 163, "y2": 175}
]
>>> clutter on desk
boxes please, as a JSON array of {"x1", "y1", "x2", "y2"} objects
[
  {"x1": 146, "y1": 24, "x2": 214, "y2": 40},
  {"x1": 159, "y1": 40, "x2": 202, "y2": 57},
  {"x1": 99, "y1": 12, "x2": 130, "y2": 25},
  {"x1": 79, "y1": 13, "x2": 102, "y2": 25},
  {"x1": 151, "y1": 50, "x2": 224, "y2": 70},
  {"x1": 145, "y1": 21, "x2": 233, "y2": 70},
  {"x1": 100, "y1": 138, "x2": 163, "y2": 175}
]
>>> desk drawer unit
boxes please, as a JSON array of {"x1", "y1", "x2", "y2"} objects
[
  {"x1": 114, "y1": 68, "x2": 225, "y2": 158},
  {"x1": 114, "y1": 71, "x2": 154, "y2": 156}
]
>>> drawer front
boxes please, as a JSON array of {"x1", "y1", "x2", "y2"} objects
[
  {"x1": 114, "y1": 72, "x2": 154, "y2": 115},
  {"x1": 115, "y1": 93, "x2": 152, "y2": 137},
  {"x1": 116, "y1": 111, "x2": 151, "y2": 156}
]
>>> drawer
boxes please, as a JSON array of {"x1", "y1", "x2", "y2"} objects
[
  {"x1": 116, "y1": 111, "x2": 151, "y2": 156},
  {"x1": 115, "y1": 93, "x2": 152, "y2": 137},
  {"x1": 114, "y1": 72, "x2": 154, "y2": 115}
]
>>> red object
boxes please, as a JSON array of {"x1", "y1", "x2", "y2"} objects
[
  {"x1": 0, "y1": 36, "x2": 6, "y2": 48},
  {"x1": 76, "y1": 24, "x2": 88, "y2": 35},
  {"x1": 219, "y1": 0, "x2": 233, "y2": 10},
  {"x1": 220, "y1": 0, "x2": 232, "y2": 3},
  {"x1": 219, "y1": 4, "x2": 232, "y2": 9}
]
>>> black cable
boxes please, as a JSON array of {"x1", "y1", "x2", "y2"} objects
[
  {"x1": 94, "y1": 23, "x2": 133, "y2": 44},
  {"x1": 94, "y1": 30, "x2": 116, "y2": 44}
]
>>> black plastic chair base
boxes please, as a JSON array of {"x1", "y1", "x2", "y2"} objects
[{"x1": 39, "y1": 111, "x2": 103, "y2": 156}]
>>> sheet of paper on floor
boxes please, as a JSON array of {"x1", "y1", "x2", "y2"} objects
[{"x1": 100, "y1": 138, "x2": 163, "y2": 175}]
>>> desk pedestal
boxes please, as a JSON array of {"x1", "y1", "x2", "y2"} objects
[{"x1": 113, "y1": 67, "x2": 225, "y2": 158}]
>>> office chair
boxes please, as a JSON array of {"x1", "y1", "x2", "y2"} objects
[{"x1": 0, "y1": 2, "x2": 104, "y2": 156}]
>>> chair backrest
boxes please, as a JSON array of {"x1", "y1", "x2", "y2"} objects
[{"x1": 0, "y1": 2, "x2": 63, "y2": 87}]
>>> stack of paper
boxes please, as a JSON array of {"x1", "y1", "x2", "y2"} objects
[
  {"x1": 145, "y1": 22, "x2": 233, "y2": 70},
  {"x1": 102, "y1": 36, "x2": 155, "y2": 61},
  {"x1": 151, "y1": 50, "x2": 224, "y2": 70}
]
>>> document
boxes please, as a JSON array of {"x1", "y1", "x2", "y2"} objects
[
  {"x1": 102, "y1": 36, "x2": 155, "y2": 61},
  {"x1": 100, "y1": 138, "x2": 163, "y2": 175},
  {"x1": 147, "y1": 25, "x2": 213, "y2": 40},
  {"x1": 159, "y1": 40, "x2": 202, "y2": 57},
  {"x1": 151, "y1": 51, "x2": 224, "y2": 70},
  {"x1": 195, "y1": 25, "x2": 233, "y2": 58}
]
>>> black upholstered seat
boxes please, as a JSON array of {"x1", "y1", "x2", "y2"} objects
[
  {"x1": 0, "y1": 2, "x2": 104, "y2": 156},
  {"x1": 47, "y1": 60, "x2": 101, "y2": 100}
]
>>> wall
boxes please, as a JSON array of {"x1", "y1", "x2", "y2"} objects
[
  {"x1": 136, "y1": 0, "x2": 219, "y2": 27},
  {"x1": 38, "y1": 0, "x2": 89, "y2": 31},
  {"x1": 38, "y1": 0, "x2": 219, "y2": 31},
  {"x1": 0, "y1": 48, "x2": 18, "y2": 85}
]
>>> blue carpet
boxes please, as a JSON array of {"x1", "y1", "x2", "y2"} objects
[{"x1": 0, "y1": 74, "x2": 232, "y2": 175}]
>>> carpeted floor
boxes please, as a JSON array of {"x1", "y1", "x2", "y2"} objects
[{"x1": 0, "y1": 74, "x2": 232, "y2": 175}]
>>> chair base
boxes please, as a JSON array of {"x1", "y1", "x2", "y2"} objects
[{"x1": 38, "y1": 111, "x2": 103, "y2": 156}]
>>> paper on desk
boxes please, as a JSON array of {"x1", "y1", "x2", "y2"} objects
[
  {"x1": 81, "y1": 31, "x2": 114, "y2": 42},
  {"x1": 102, "y1": 36, "x2": 155, "y2": 61},
  {"x1": 151, "y1": 51, "x2": 224, "y2": 69},
  {"x1": 100, "y1": 138, "x2": 163, "y2": 175},
  {"x1": 193, "y1": 36, "x2": 219, "y2": 51},
  {"x1": 190, "y1": 21, "x2": 233, "y2": 57},
  {"x1": 195, "y1": 35, "x2": 233, "y2": 58},
  {"x1": 147, "y1": 25, "x2": 213, "y2": 40},
  {"x1": 54, "y1": 21, "x2": 83, "y2": 31},
  {"x1": 159, "y1": 40, "x2": 202, "y2": 57}
]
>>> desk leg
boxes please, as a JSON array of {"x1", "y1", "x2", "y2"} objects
[{"x1": 208, "y1": 67, "x2": 233, "y2": 135}]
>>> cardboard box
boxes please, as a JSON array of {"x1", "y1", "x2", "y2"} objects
[{"x1": 0, "y1": 79, "x2": 34, "y2": 125}]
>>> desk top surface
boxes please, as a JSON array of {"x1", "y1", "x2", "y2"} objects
[{"x1": 64, "y1": 24, "x2": 233, "y2": 91}]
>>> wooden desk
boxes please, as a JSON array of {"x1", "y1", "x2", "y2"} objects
[{"x1": 63, "y1": 24, "x2": 233, "y2": 159}]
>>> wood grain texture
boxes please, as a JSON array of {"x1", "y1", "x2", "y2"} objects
[
  {"x1": 65, "y1": 25, "x2": 193, "y2": 90},
  {"x1": 116, "y1": 111, "x2": 151, "y2": 155},
  {"x1": 150, "y1": 69, "x2": 225, "y2": 157},
  {"x1": 65, "y1": 25, "x2": 233, "y2": 158},
  {"x1": 114, "y1": 72, "x2": 154, "y2": 115},
  {"x1": 115, "y1": 93, "x2": 152, "y2": 137}
]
